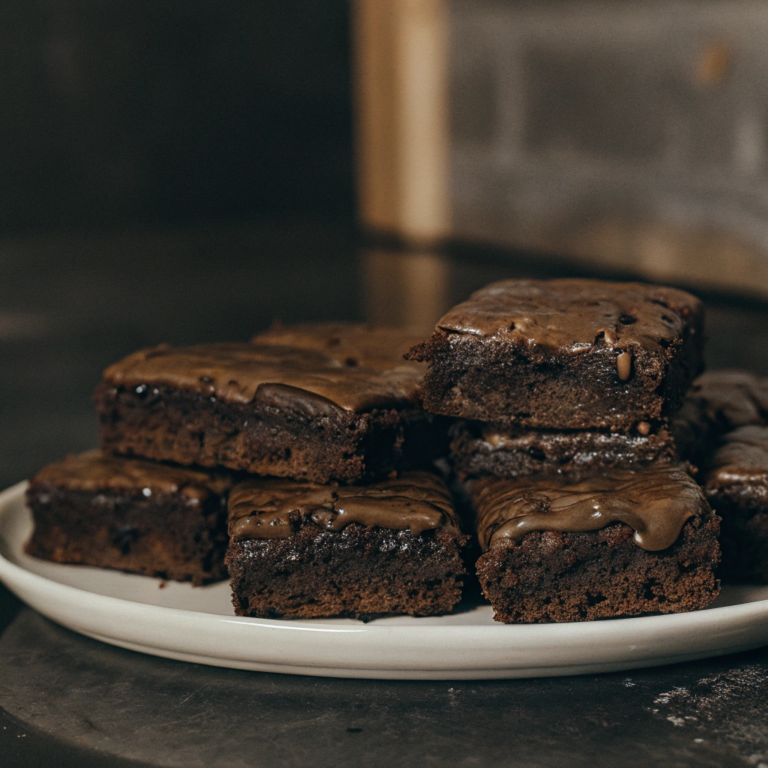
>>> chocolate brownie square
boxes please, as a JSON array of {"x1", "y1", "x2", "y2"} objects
[
  {"x1": 703, "y1": 425, "x2": 768, "y2": 583},
  {"x1": 689, "y1": 370, "x2": 768, "y2": 432},
  {"x1": 408, "y1": 279, "x2": 704, "y2": 431},
  {"x1": 95, "y1": 330, "x2": 446, "y2": 484},
  {"x1": 676, "y1": 370, "x2": 768, "y2": 463},
  {"x1": 473, "y1": 466, "x2": 720, "y2": 623},
  {"x1": 225, "y1": 471, "x2": 468, "y2": 619},
  {"x1": 450, "y1": 420, "x2": 678, "y2": 480},
  {"x1": 25, "y1": 450, "x2": 231, "y2": 584}
]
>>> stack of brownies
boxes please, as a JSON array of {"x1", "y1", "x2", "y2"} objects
[
  {"x1": 26, "y1": 324, "x2": 469, "y2": 618},
  {"x1": 408, "y1": 279, "x2": 721, "y2": 622},
  {"x1": 24, "y1": 278, "x2": 732, "y2": 623}
]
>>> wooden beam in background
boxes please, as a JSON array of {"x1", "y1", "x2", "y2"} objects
[{"x1": 353, "y1": 0, "x2": 450, "y2": 244}]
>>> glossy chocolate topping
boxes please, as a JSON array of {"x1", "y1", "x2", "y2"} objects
[
  {"x1": 473, "y1": 466, "x2": 705, "y2": 552},
  {"x1": 254, "y1": 323, "x2": 426, "y2": 371},
  {"x1": 688, "y1": 370, "x2": 768, "y2": 431},
  {"x1": 228, "y1": 471, "x2": 461, "y2": 540},
  {"x1": 435, "y1": 278, "x2": 700, "y2": 354},
  {"x1": 102, "y1": 341, "x2": 423, "y2": 413},
  {"x1": 31, "y1": 450, "x2": 231, "y2": 501},
  {"x1": 705, "y1": 425, "x2": 768, "y2": 490}
]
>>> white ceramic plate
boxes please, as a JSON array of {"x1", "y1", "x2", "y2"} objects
[{"x1": 2, "y1": 482, "x2": 768, "y2": 680}]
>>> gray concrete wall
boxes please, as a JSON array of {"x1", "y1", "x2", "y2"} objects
[{"x1": 449, "y1": 0, "x2": 768, "y2": 293}]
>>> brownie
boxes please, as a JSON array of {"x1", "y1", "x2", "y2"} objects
[
  {"x1": 225, "y1": 471, "x2": 468, "y2": 619},
  {"x1": 450, "y1": 420, "x2": 677, "y2": 480},
  {"x1": 704, "y1": 425, "x2": 768, "y2": 582},
  {"x1": 95, "y1": 331, "x2": 446, "y2": 484},
  {"x1": 408, "y1": 279, "x2": 704, "y2": 431},
  {"x1": 689, "y1": 370, "x2": 768, "y2": 432},
  {"x1": 473, "y1": 466, "x2": 720, "y2": 623},
  {"x1": 253, "y1": 322, "x2": 425, "y2": 370},
  {"x1": 25, "y1": 450, "x2": 232, "y2": 585},
  {"x1": 676, "y1": 370, "x2": 768, "y2": 463}
]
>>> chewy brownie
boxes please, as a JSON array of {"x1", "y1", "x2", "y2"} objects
[
  {"x1": 408, "y1": 279, "x2": 704, "y2": 431},
  {"x1": 25, "y1": 450, "x2": 231, "y2": 585},
  {"x1": 473, "y1": 466, "x2": 720, "y2": 623},
  {"x1": 704, "y1": 425, "x2": 768, "y2": 583},
  {"x1": 676, "y1": 370, "x2": 768, "y2": 465},
  {"x1": 689, "y1": 370, "x2": 768, "y2": 432},
  {"x1": 225, "y1": 471, "x2": 468, "y2": 619},
  {"x1": 450, "y1": 420, "x2": 677, "y2": 480},
  {"x1": 95, "y1": 332, "x2": 445, "y2": 484}
]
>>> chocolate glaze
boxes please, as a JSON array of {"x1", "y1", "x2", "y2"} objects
[
  {"x1": 473, "y1": 466, "x2": 706, "y2": 552},
  {"x1": 705, "y1": 425, "x2": 768, "y2": 491},
  {"x1": 228, "y1": 471, "x2": 461, "y2": 540},
  {"x1": 254, "y1": 323, "x2": 426, "y2": 371},
  {"x1": 31, "y1": 450, "x2": 231, "y2": 501},
  {"x1": 253, "y1": 383, "x2": 346, "y2": 419},
  {"x1": 434, "y1": 278, "x2": 700, "y2": 354},
  {"x1": 102, "y1": 339, "x2": 424, "y2": 413}
]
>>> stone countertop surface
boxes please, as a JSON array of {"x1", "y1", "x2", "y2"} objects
[{"x1": 2, "y1": 220, "x2": 768, "y2": 768}]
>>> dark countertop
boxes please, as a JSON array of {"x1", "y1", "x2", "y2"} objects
[{"x1": 2, "y1": 220, "x2": 768, "y2": 768}]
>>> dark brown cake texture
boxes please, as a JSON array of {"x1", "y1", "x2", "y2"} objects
[
  {"x1": 689, "y1": 370, "x2": 768, "y2": 433},
  {"x1": 225, "y1": 471, "x2": 469, "y2": 620},
  {"x1": 408, "y1": 278, "x2": 704, "y2": 432},
  {"x1": 95, "y1": 326, "x2": 446, "y2": 485},
  {"x1": 473, "y1": 466, "x2": 720, "y2": 623},
  {"x1": 25, "y1": 450, "x2": 232, "y2": 585},
  {"x1": 675, "y1": 370, "x2": 768, "y2": 466},
  {"x1": 449, "y1": 420, "x2": 678, "y2": 480},
  {"x1": 704, "y1": 425, "x2": 768, "y2": 583}
]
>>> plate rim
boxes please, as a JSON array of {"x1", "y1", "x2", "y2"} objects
[{"x1": 3, "y1": 480, "x2": 768, "y2": 679}]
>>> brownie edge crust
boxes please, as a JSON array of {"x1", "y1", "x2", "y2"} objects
[
  {"x1": 225, "y1": 471, "x2": 469, "y2": 619},
  {"x1": 476, "y1": 519, "x2": 720, "y2": 624},
  {"x1": 227, "y1": 525, "x2": 467, "y2": 620},
  {"x1": 472, "y1": 467, "x2": 720, "y2": 623},
  {"x1": 96, "y1": 382, "x2": 439, "y2": 484},
  {"x1": 25, "y1": 451, "x2": 231, "y2": 585},
  {"x1": 95, "y1": 340, "x2": 445, "y2": 484},
  {"x1": 408, "y1": 279, "x2": 704, "y2": 430},
  {"x1": 450, "y1": 421, "x2": 678, "y2": 479}
]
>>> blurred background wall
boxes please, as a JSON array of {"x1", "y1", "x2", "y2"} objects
[
  {"x1": 355, "y1": 0, "x2": 768, "y2": 297},
  {"x1": 6, "y1": 0, "x2": 768, "y2": 299},
  {"x1": 0, "y1": 1, "x2": 355, "y2": 235}
]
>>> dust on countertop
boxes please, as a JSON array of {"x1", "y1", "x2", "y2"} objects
[{"x1": 649, "y1": 664, "x2": 768, "y2": 765}]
